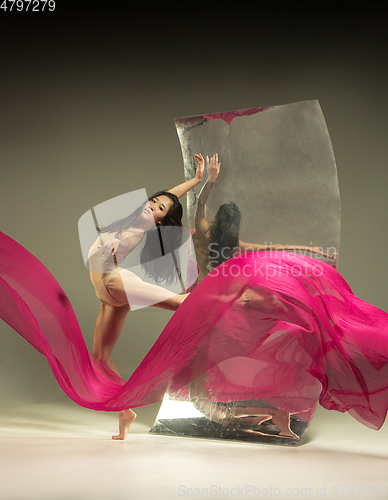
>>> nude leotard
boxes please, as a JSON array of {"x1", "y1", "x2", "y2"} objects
[{"x1": 88, "y1": 229, "x2": 144, "y2": 307}]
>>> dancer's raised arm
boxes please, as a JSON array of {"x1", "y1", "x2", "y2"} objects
[
  {"x1": 194, "y1": 154, "x2": 221, "y2": 235},
  {"x1": 167, "y1": 158, "x2": 205, "y2": 199}
]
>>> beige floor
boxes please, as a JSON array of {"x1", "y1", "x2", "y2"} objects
[{"x1": 0, "y1": 402, "x2": 387, "y2": 500}]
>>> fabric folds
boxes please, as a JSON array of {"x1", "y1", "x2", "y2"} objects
[{"x1": 1, "y1": 231, "x2": 387, "y2": 429}]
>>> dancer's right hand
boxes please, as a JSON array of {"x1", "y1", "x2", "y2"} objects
[{"x1": 206, "y1": 153, "x2": 221, "y2": 183}]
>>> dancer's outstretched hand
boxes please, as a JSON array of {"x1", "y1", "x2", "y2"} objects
[
  {"x1": 194, "y1": 153, "x2": 205, "y2": 182},
  {"x1": 206, "y1": 153, "x2": 221, "y2": 184}
]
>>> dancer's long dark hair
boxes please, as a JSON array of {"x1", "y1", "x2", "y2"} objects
[
  {"x1": 99, "y1": 191, "x2": 183, "y2": 285},
  {"x1": 208, "y1": 202, "x2": 241, "y2": 269}
]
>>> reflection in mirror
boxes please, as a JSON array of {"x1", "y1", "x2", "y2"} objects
[
  {"x1": 176, "y1": 100, "x2": 340, "y2": 282},
  {"x1": 150, "y1": 101, "x2": 340, "y2": 445},
  {"x1": 151, "y1": 278, "x2": 322, "y2": 445}
]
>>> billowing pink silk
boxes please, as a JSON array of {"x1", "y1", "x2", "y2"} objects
[{"x1": 1, "y1": 231, "x2": 388, "y2": 429}]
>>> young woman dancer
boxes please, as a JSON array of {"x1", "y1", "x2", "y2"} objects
[{"x1": 89, "y1": 167, "x2": 204, "y2": 439}]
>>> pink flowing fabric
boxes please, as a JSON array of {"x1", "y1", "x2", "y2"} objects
[{"x1": 1, "y1": 230, "x2": 388, "y2": 429}]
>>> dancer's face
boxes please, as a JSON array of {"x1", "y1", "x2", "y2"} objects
[{"x1": 141, "y1": 195, "x2": 173, "y2": 228}]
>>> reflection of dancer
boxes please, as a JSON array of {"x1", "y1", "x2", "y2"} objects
[
  {"x1": 189, "y1": 373, "x2": 299, "y2": 439},
  {"x1": 192, "y1": 153, "x2": 335, "y2": 275},
  {"x1": 90, "y1": 168, "x2": 204, "y2": 439},
  {"x1": 189, "y1": 153, "x2": 336, "y2": 438}
]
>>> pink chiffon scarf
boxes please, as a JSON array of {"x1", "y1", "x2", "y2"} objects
[{"x1": 1, "y1": 231, "x2": 388, "y2": 430}]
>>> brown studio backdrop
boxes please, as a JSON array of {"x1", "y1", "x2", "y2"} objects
[{"x1": 0, "y1": 16, "x2": 387, "y2": 409}]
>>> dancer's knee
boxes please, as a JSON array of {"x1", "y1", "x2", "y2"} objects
[
  {"x1": 171, "y1": 293, "x2": 189, "y2": 309},
  {"x1": 100, "y1": 300, "x2": 130, "y2": 312}
]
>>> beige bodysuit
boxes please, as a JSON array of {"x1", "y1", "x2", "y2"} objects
[
  {"x1": 88, "y1": 229, "x2": 145, "y2": 307},
  {"x1": 88, "y1": 228, "x2": 178, "y2": 308}
]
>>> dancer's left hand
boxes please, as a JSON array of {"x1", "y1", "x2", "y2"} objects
[{"x1": 194, "y1": 154, "x2": 205, "y2": 182}]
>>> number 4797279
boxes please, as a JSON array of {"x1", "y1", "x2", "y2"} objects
[{"x1": 1, "y1": 0, "x2": 55, "y2": 11}]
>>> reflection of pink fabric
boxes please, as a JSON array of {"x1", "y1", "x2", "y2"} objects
[
  {"x1": 1, "y1": 230, "x2": 388, "y2": 429},
  {"x1": 203, "y1": 107, "x2": 274, "y2": 125}
]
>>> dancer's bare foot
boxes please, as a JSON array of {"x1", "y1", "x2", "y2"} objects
[{"x1": 112, "y1": 409, "x2": 136, "y2": 440}]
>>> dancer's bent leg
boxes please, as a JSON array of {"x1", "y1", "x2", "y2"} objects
[{"x1": 106, "y1": 273, "x2": 189, "y2": 311}]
